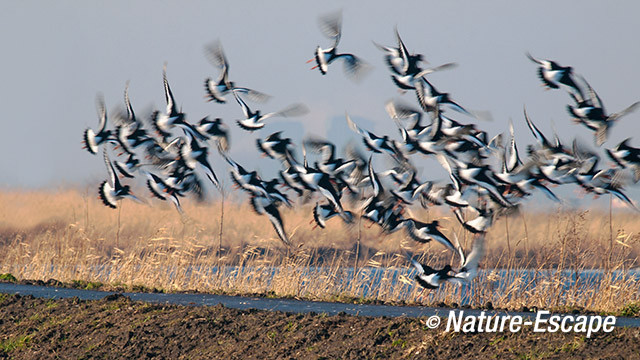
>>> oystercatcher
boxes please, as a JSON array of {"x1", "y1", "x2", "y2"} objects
[
  {"x1": 232, "y1": 90, "x2": 308, "y2": 131},
  {"x1": 404, "y1": 219, "x2": 456, "y2": 252},
  {"x1": 145, "y1": 171, "x2": 187, "y2": 214},
  {"x1": 525, "y1": 52, "x2": 583, "y2": 98},
  {"x1": 373, "y1": 26, "x2": 425, "y2": 76},
  {"x1": 606, "y1": 138, "x2": 640, "y2": 182},
  {"x1": 194, "y1": 117, "x2": 230, "y2": 152},
  {"x1": 250, "y1": 195, "x2": 290, "y2": 246},
  {"x1": 257, "y1": 131, "x2": 296, "y2": 162},
  {"x1": 408, "y1": 256, "x2": 454, "y2": 290},
  {"x1": 151, "y1": 64, "x2": 192, "y2": 141},
  {"x1": 83, "y1": 94, "x2": 115, "y2": 155},
  {"x1": 99, "y1": 149, "x2": 141, "y2": 209},
  {"x1": 346, "y1": 113, "x2": 404, "y2": 160},
  {"x1": 307, "y1": 11, "x2": 370, "y2": 81},
  {"x1": 390, "y1": 62, "x2": 457, "y2": 90},
  {"x1": 415, "y1": 78, "x2": 471, "y2": 116},
  {"x1": 312, "y1": 202, "x2": 354, "y2": 229},
  {"x1": 203, "y1": 40, "x2": 271, "y2": 104},
  {"x1": 567, "y1": 77, "x2": 639, "y2": 146},
  {"x1": 449, "y1": 234, "x2": 485, "y2": 285},
  {"x1": 179, "y1": 133, "x2": 220, "y2": 189}
]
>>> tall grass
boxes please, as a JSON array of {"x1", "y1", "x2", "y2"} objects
[{"x1": 0, "y1": 190, "x2": 639, "y2": 313}]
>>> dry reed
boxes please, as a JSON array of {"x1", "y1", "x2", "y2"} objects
[{"x1": 0, "y1": 190, "x2": 639, "y2": 313}]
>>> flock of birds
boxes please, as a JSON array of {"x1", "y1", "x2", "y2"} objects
[{"x1": 82, "y1": 11, "x2": 640, "y2": 291}]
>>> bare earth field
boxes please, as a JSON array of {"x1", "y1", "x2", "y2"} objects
[{"x1": 0, "y1": 293, "x2": 639, "y2": 360}]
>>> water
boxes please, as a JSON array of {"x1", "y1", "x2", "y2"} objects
[{"x1": 8, "y1": 264, "x2": 639, "y2": 306}]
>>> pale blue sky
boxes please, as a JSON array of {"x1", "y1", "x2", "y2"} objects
[{"x1": 1, "y1": 1, "x2": 639, "y2": 208}]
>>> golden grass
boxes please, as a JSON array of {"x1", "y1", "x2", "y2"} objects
[{"x1": 1, "y1": 189, "x2": 639, "y2": 313}]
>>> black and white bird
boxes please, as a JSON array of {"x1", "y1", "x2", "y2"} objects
[
  {"x1": 224, "y1": 155, "x2": 270, "y2": 199},
  {"x1": 303, "y1": 137, "x2": 357, "y2": 177},
  {"x1": 312, "y1": 202, "x2": 354, "y2": 229},
  {"x1": 257, "y1": 131, "x2": 296, "y2": 162},
  {"x1": 232, "y1": 90, "x2": 308, "y2": 131},
  {"x1": 404, "y1": 218, "x2": 457, "y2": 253},
  {"x1": 145, "y1": 171, "x2": 191, "y2": 214},
  {"x1": 374, "y1": 27, "x2": 425, "y2": 77},
  {"x1": 415, "y1": 78, "x2": 471, "y2": 116},
  {"x1": 346, "y1": 113, "x2": 404, "y2": 160},
  {"x1": 83, "y1": 94, "x2": 114, "y2": 155},
  {"x1": 390, "y1": 171, "x2": 432, "y2": 205},
  {"x1": 99, "y1": 149, "x2": 141, "y2": 209},
  {"x1": 523, "y1": 107, "x2": 574, "y2": 164},
  {"x1": 448, "y1": 234, "x2": 485, "y2": 285},
  {"x1": 203, "y1": 40, "x2": 271, "y2": 104},
  {"x1": 453, "y1": 204, "x2": 494, "y2": 234},
  {"x1": 308, "y1": 11, "x2": 370, "y2": 81},
  {"x1": 260, "y1": 178, "x2": 293, "y2": 207},
  {"x1": 194, "y1": 117, "x2": 230, "y2": 152},
  {"x1": 297, "y1": 164, "x2": 348, "y2": 219},
  {"x1": 113, "y1": 82, "x2": 155, "y2": 156},
  {"x1": 606, "y1": 138, "x2": 640, "y2": 182},
  {"x1": 250, "y1": 195, "x2": 290, "y2": 246},
  {"x1": 114, "y1": 153, "x2": 145, "y2": 179},
  {"x1": 409, "y1": 256, "x2": 454, "y2": 290},
  {"x1": 422, "y1": 159, "x2": 469, "y2": 209},
  {"x1": 151, "y1": 64, "x2": 191, "y2": 141},
  {"x1": 567, "y1": 77, "x2": 639, "y2": 146},
  {"x1": 360, "y1": 158, "x2": 405, "y2": 232},
  {"x1": 385, "y1": 100, "x2": 431, "y2": 139},
  {"x1": 525, "y1": 52, "x2": 583, "y2": 98},
  {"x1": 390, "y1": 63, "x2": 458, "y2": 91},
  {"x1": 179, "y1": 133, "x2": 220, "y2": 189}
]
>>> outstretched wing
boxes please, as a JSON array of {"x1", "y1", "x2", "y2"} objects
[
  {"x1": 102, "y1": 149, "x2": 118, "y2": 188},
  {"x1": 318, "y1": 10, "x2": 342, "y2": 45}
]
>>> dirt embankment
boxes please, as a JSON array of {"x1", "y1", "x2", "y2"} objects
[{"x1": 0, "y1": 293, "x2": 639, "y2": 359}]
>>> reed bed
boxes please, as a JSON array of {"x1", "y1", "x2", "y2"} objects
[{"x1": 1, "y1": 189, "x2": 639, "y2": 313}]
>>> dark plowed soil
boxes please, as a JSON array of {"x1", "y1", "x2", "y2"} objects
[{"x1": 0, "y1": 293, "x2": 639, "y2": 359}]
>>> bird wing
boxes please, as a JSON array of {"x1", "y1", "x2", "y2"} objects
[
  {"x1": 453, "y1": 233, "x2": 467, "y2": 269},
  {"x1": 525, "y1": 52, "x2": 544, "y2": 66},
  {"x1": 409, "y1": 257, "x2": 425, "y2": 275},
  {"x1": 96, "y1": 93, "x2": 107, "y2": 133},
  {"x1": 611, "y1": 101, "x2": 640, "y2": 122},
  {"x1": 394, "y1": 27, "x2": 411, "y2": 74},
  {"x1": 580, "y1": 76, "x2": 604, "y2": 111},
  {"x1": 345, "y1": 112, "x2": 367, "y2": 138},
  {"x1": 367, "y1": 156, "x2": 383, "y2": 197},
  {"x1": 318, "y1": 10, "x2": 342, "y2": 44},
  {"x1": 460, "y1": 234, "x2": 485, "y2": 272},
  {"x1": 162, "y1": 63, "x2": 178, "y2": 116},
  {"x1": 271, "y1": 103, "x2": 309, "y2": 119},
  {"x1": 506, "y1": 118, "x2": 521, "y2": 171},
  {"x1": 124, "y1": 81, "x2": 136, "y2": 123},
  {"x1": 414, "y1": 62, "x2": 458, "y2": 78},
  {"x1": 102, "y1": 149, "x2": 118, "y2": 188},
  {"x1": 341, "y1": 54, "x2": 370, "y2": 82},
  {"x1": 523, "y1": 106, "x2": 550, "y2": 148},
  {"x1": 264, "y1": 201, "x2": 290, "y2": 246},
  {"x1": 232, "y1": 89, "x2": 251, "y2": 119},
  {"x1": 204, "y1": 40, "x2": 229, "y2": 69},
  {"x1": 436, "y1": 154, "x2": 462, "y2": 192}
]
